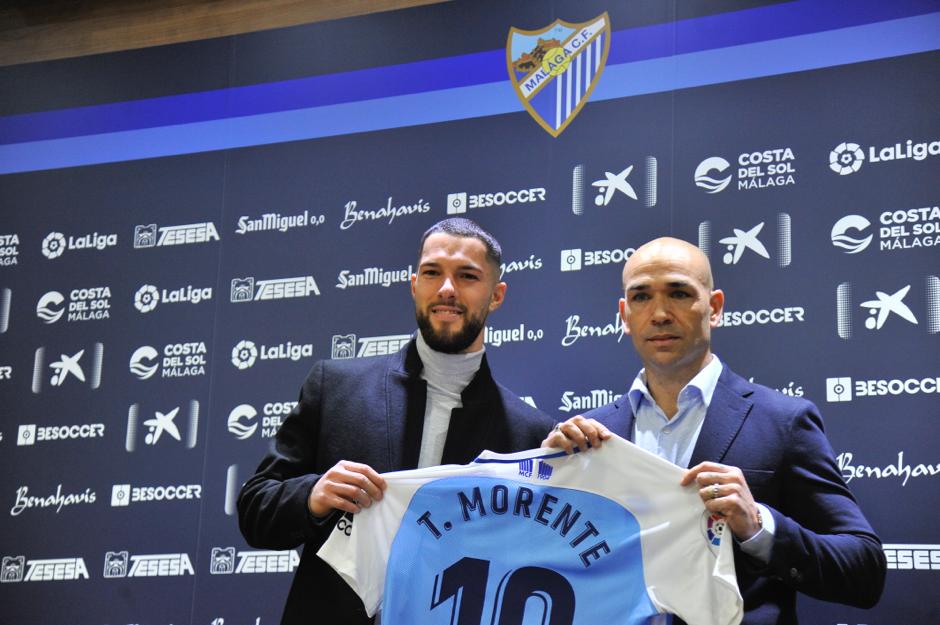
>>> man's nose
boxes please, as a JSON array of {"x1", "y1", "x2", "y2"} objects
[
  {"x1": 438, "y1": 276, "x2": 456, "y2": 297},
  {"x1": 651, "y1": 297, "x2": 671, "y2": 324}
]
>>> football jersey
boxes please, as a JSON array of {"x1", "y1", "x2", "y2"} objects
[{"x1": 318, "y1": 435, "x2": 743, "y2": 625}]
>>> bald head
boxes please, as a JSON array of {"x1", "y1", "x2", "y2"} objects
[{"x1": 623, "y1": 237, "x2": 714, "y2": 291}]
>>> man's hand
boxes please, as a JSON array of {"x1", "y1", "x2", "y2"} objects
[
  {"x1": 308, "y1": 460, "x2": 387, "y2": 518},
  {"x1": 540, "y1": 415, "x2": 612, "y2": 454},
  {"x1": 681, "y1": 461, "x2": 762, "y2": 541}
]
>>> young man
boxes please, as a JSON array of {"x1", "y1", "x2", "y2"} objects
[
  {"x1": 238, "y1": 218, "x2": 553, "y2": 625},
  {"x1": 544, "y1": 237, "x2": 885, "y2": 625}
]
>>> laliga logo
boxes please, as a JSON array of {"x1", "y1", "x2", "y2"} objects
[
  {"x1": 129, "y1": 346, "x2": 159, "y2": 380},
  {"x1": 831, "y1": 215, "x2": 873, "y2": 254},
  {"x1": 231, "y1": 340, "x2": 258, "y2": 369},
  {"x1": 41, "y1": 233, "x2": 66, "y2": 259},
  {"x1": 830, "y1": 142, "x2": 865, "y2": 175},
  {"x1": 227, "y1": 404, "x2": 258, "y2": 440},
  {"x1": 694, "y1": 157, "x2": 732, "y2": 193},
  {"x1": 134, "y1": 285, "x2": 159, "y2": 313}
]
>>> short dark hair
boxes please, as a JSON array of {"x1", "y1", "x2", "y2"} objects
[{"x1": 417, "y1": 218, "x2": 502, "y2": 272}]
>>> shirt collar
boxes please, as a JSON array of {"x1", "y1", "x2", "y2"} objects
[{"x1": 628, "y1": 354, "x2": 723, "y2": 415}]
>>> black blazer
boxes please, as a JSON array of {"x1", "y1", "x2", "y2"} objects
[
  {"x1": 237, "y1": 339, "x2": 554, "y2": 624},
  {"x1": 582, "y1": 364, "x2": 886, "y2": 625}
]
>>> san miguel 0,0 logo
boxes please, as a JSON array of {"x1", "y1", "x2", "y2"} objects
[{"x1": 507, "y1": 13, "x2": 610, "y2": 137}]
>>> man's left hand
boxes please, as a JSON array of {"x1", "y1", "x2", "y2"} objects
[{"x1": 681, "y1": 461, "x2": 762, "y2": 541}]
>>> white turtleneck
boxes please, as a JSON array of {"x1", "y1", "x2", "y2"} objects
[{"x1": 414, "y1": 331, "x2": 484, "y2": 468}]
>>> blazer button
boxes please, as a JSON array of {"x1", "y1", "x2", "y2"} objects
[{"x1": 789, "y1": 567, "x2": 801, "y2": 582}]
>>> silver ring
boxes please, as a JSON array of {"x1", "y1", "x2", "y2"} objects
[{"x1": 710, "y1": 484, "x2": 720, "y2": 500}]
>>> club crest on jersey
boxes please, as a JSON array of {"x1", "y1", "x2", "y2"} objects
[{"x1": 507, "y1": 13, "x2": 610, "y2": 137}]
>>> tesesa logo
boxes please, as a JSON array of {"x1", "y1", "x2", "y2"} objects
[
  {"x1": 883, "y1": 544, "x2": 940, "y2": 571},
  {"x1": 331, "y1": 334, "x2": 411, "y2": 359},
  {"x1": 133, "y1": 222, "x2": 220, "y2": 248},
  {"x1": 699, "y1": 215, "x2": 792, "y2": 268},
  {"x1": 572, "y1": 158, "x2": 657, "y2": 215},
  {"x1": 41, "y1": 231, "x2": 117, "y2": 259},
  {"x1": 1, "y1": 555, "x2": 89, "y2": 583},
  {"x1": 230, "y1": 275, "x2": 319, "y2": 302},
  {"x1": 209, "y1": 547, "x2": 300, "y2": 574},
  {"x1": 102, "y1": 551, "x2": 194, "y2": 577},
  {"x1": 835, "y1": 278, "x2": 940, "y2": 339}
]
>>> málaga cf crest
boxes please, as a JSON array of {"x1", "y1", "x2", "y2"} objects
[{"x1": 507, "y1": 13, "x2": 611, "y2": 137}]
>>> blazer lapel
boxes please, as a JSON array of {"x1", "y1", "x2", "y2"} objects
[
  {"x1": 689, "y1": 367, "x2": 753, "y2": 467},
  {"x1": 386, "y1": 340, "x2": 426, "y2": 471},
  {"x1": 606, "y1": 395, "x2": 637, "y2": 442}
]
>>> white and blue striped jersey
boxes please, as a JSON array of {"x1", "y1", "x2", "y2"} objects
[{"x1": 318, "y1": 435, "x2": 743, "y2": 625}]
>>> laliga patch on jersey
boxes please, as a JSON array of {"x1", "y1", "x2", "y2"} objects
[
  {"x1": 507, "y1": 13, "x2": 610, "y2": 137},
  {"x1": 701, "y1": 512, "x2": 727, "y2": 556}
]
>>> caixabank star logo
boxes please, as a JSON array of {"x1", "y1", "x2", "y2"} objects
[{"x1": 507, "y1": 13, "x2": 610, "y2": 137}]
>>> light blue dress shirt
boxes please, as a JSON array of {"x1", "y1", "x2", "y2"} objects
[{"x1": 627, "y1": 354, "x2": 775, "y2": 562}]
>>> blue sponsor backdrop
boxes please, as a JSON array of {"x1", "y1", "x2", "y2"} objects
[{"x1": 1, "y1": 1, "x2": 938, "y2": 623}]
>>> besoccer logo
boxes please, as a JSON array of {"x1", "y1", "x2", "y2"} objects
[
  {"x1": 134, "y1": 285, "x2": 160, "y2": 313},
  {"x1": 826, "y1": 377, "x2": 852, "y2": 402},
  {"x1": 446, "y1": 192, "x2": 467, "y2": 215},
  {"x1": 231, "y1": 340, "x2": 258, "y2": 369},
  {"x1": 694, "y1": 157, "x2": 732, "y2": 193},
  {"x1": 41, "y1": 233, "x2": 66, "y2": 259},
  {"x1": 560, "y1": 249, "x2": 582, "y2": 272},
  {"x1": 831, "y1": 215, "x2": 873, "y2": 254},
  {"x1": 830, "y1": 142, "x2": 865, "y2": 175}
]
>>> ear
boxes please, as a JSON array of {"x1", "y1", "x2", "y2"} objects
[
  {"x1": 619, "y1": 298, "x2": 632, "y2": 335},
  {"x1": 489, "y1": 282, "x2": 507, "y2": 311},
  {"x1": 410, "y1": 273, "x2": 417, "y2": 300},
  {"x1": 708, "y1": 289, "x2": 725, "y2": 328}
]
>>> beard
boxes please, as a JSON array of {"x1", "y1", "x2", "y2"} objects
[{"x1": 415, "y1": 303, "x2": 488, "y2": 354}]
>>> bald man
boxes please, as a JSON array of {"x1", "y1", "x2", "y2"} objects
[{"x1": 544, "y1": 238, "x2": 885, "y2": 625}]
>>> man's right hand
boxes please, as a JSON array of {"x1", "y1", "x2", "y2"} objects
[
  {"x1": 541, "y1": 415, "x2": 612, "y2": 454},
  {"x1": 308, "y1": 460, "x2": 387, "y2": 517}
]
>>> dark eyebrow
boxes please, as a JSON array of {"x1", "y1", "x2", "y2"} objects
[{"x1": 626, "y1": 280, "x2": 691, "y2": 291}]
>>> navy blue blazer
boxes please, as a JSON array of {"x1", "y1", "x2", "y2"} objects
[
  {"x1": 582, "y1": 365, "x2": 885, "y2": 625},
  {"x1": 237, "y1": 339, "x2": 554, "y2": 625}
]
